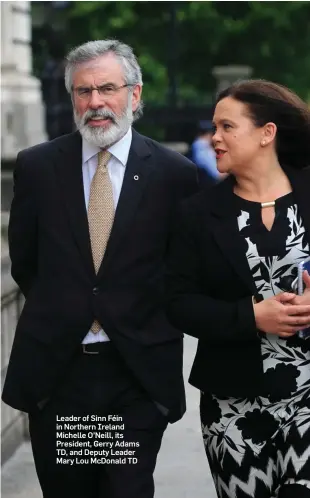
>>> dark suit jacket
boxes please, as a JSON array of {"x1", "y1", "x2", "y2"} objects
[
  {"x1": 166, "y1": 166, "x2": 310, "y2": 397},
  {"x1": 2, "y1": 129, "x2": 198, "y2": 423}
]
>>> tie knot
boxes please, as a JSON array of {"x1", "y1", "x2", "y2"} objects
[{"x1": 98, "y1": 150, "x2": 112, "y2": 168}]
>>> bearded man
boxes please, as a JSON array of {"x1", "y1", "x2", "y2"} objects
[{"x1": 2, "y1": 40, "x2": 198, "y2": 498}]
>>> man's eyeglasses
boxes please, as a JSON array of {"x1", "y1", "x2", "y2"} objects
[{"x1": 72, "y1": 83, "x2": 134, "y2": 101}]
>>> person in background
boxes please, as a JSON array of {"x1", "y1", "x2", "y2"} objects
[
  {"x1": 166, "y1": 79, "x2": 310, "y2": 498},
  {"x1": 190, "y1": 120, "x2": 224, "y2": 188},
  {"x1": 2, "y1": 39, "x2": 198, "y2": 498}
]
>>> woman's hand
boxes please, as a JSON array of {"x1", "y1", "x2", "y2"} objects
[{"x1": 253, "y1": 291, "x2": 310, "y2": 337}]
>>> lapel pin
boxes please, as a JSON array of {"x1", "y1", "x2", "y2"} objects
[{"x1": 134, "y1": 175, "x2": 139, "y2": 181}]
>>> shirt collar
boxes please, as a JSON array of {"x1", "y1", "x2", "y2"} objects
[{"x1": 82, "y1": 127, "x2": 132, "y2": 166}]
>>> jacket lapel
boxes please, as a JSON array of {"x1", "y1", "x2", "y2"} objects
[
  {"x1": 97, "y1": 130, "x2": 154, "y2": 277},
  {"x1": 54, "y1": 132, "x2": 95, "y2": 279},
  {"x1": 209, "y1": 176, "x2": 258, "y2": 296}
]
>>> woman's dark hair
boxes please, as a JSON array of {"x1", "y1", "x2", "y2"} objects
[{"x1": 216, "y1": 79, "x2": 310, "y2": 169}]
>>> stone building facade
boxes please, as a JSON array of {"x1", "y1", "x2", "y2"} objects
[{"x1": 1, "y1": 0, "x2": 46, "y2": 211}]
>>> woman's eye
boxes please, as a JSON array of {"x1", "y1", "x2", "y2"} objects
[{"x1": 223, "y1": 124, "x2": 231, "y2": 130}]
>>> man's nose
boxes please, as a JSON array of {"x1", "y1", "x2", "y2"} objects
[{"x1": 88, "y1": 90, "x2": 105, "y2": 109}]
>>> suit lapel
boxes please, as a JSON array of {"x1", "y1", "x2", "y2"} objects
[
  {"x1": 54, "y1": 132, "x2": 95, "y2": 279},
  {"x1": 54, "y1": 130, "x2": 154, "y2": 280},
  {"x1": 209, "y1": 177, "x2": 258, "y2": 296},
  {"x1": 97, "y1": 130, "x2": 154, "y2": 277}
]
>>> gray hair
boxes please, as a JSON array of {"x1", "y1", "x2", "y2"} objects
[{"x1": 65, "y1": 39, "x2": 144, "y2": 120}]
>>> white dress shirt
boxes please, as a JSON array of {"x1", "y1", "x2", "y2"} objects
[{"x1": 81, "y1": 127, "x2": 132, "y2": 343}]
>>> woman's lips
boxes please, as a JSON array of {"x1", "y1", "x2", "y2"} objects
[{"x1": 215, "y1": 149, "x2": 227, "y2": 159}]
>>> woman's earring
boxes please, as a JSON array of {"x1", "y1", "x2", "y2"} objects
[{"x1": 261, "y1": 140, "x2": 266, "y2": 146}]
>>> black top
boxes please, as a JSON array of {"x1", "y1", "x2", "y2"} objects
[
  {"x1": 235, "y1": 192, "x2": 310, "y2": 401},
  {"x1": 166, "y1": 167, "x2": 310, "y2": 397}
]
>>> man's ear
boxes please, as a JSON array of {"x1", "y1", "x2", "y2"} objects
[{"x1": 131, "y1": 85, "x2": 142, "y2": 113}]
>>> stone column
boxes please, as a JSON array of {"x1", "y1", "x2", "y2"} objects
[
  {"x1": 212, "y1": 65, "x2": 253, "y2": 95},
  {"x1": 1, "y1": 1, "x2": 47, "y2": 211},
  {"x1": 1, "y1": 1, "x2": 46, "y2": 162}
]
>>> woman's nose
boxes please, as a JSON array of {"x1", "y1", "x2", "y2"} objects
[{"x1": 212, "y1": 130, "x2": 221, "y2": 147}]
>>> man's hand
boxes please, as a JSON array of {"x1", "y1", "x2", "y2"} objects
[{"x1": 254, "y1": 291, "x2": 310, "y2": 337}]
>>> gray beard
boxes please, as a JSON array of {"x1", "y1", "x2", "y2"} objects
[{"x1": 74, "y1": 103, "x2": 133, "y2": 148}]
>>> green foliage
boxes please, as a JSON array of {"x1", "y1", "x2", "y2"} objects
[{"x1": 32, "y1": 1, "x2": 310, "y2": 103}]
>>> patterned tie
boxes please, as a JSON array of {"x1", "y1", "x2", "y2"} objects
[{"x1": 88, "y1": 150, "x2": 114, "y2": 333}]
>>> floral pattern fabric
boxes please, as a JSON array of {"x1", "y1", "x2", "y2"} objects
[{"x1": 201, "y1": 193, "x2": 310, "y2": 498}]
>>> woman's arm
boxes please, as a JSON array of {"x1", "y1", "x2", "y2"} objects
[{"x1": 166, "y1": 204, "x2": 257, "y2": 342}]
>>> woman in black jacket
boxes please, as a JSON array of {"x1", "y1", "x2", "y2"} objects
[{"x1": 166, "y1": 80, "x2": 310, "y2": 498}]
